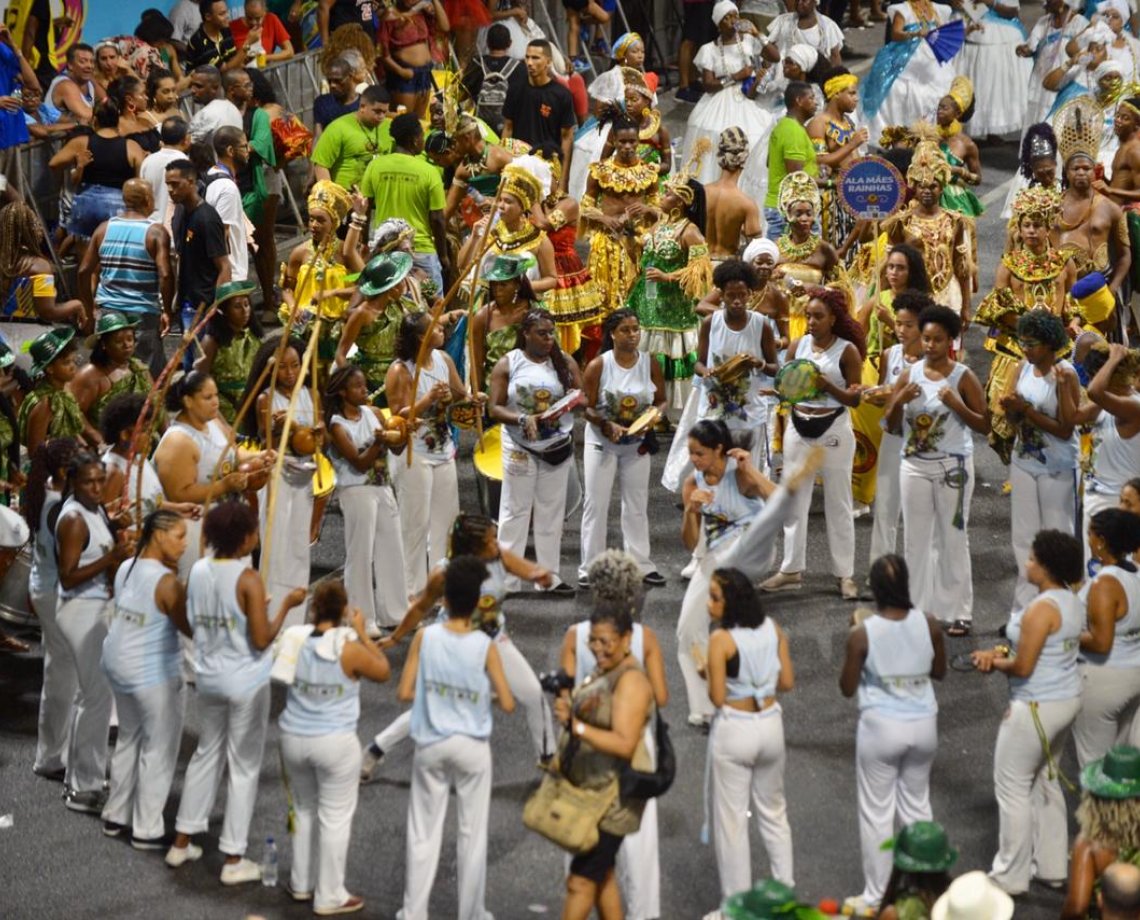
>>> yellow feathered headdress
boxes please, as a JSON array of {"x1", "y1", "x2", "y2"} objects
[{"x1": 778, "y1": 170, "x2": 821, "y2": 219}]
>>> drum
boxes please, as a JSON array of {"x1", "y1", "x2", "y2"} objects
[
  {"x1": 312, "y1": 452, "x2": 336, "y2": 498},
  {"x1": 473, "y1": 424, "x2": 503, "y2": 518},
  {"x1": 774, "y1": 358, "x2": 823, "y2": 405},
  {"x1": 0, "y1": 544, "x2": 34, "y2": 628}
]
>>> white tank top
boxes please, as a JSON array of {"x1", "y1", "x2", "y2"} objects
[
  {"x1": 1007, "y1": 588, "x2": 1082, "y2": 703},
  {"x1": 902, "y1": 359, "x2": 973, "y2": 459},
  {"x1": 858, "y1": 609, "x2": 938, "y2": 718},
  {"x1": 158, "y1": 417, "x2": 236, "y2": 485},
  {"x1": 702, "y1": 312, "x2": 768, "y2": 427},
  {"x1": 502, "y1": 349, "x2": 573, "y2": 450},
  {"x1": 271, "y1": 388, "x2": 318, "y2": 481},
  {"x1": 1086, "y1": 397, "x2": 1140, "y2": 494},
  {"x1": 410, "y1": 622, "x2": 493, "y2": 745},
  {"x1": 794, "y1": 334, "x2": 848, "y2": 411},
  {"x1": 1082, "y1": 565, "x2": 1140, "y2": 669},
  {"x1": 1011, "y1": 359, "x2": 1079, "y2": 475},
  {"x1": 574, "y1": 620, "x2": 645, "y2": 685},
  {"x1": 696, "y1": 456, "x2": 763, "y2": 550},
  {"x1": 330, "y1": 410, "x2": 388, "y2": 488},
  {"x1": 103, "y1": 450, "x2": 165, "y2": 517},
  {"x1": 57, "y1": 496, "x2": 116, "y2": 602},
  {"x1": 725, "y1": 619, "x2": 780, "y2": 704},
  {"x1": 399, "y1": 351, "x2": 456, "y2": 464},
  {"x1": 102, "y1": 558, "x2": 181, "y2": 693},
  {"x1": 187, "y1": 557, "x2": 271, "y2": 697},
  {"x1": 882, "y1": 343, "x2": 913, "y2": 385},
  {"x1": 29, "y1": 490, "x2": 60, "y2": 597},
  {"x1": 586, "y1": 351, "x2": 655, "y2": 455}
]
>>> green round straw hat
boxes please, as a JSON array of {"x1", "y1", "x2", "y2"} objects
[
  {"x1": 1082, "y1": 746, "x2": 1140, "y2": 799},
  {"x1": 358, "y1": 251, "x2": 414, "y2": 298}
]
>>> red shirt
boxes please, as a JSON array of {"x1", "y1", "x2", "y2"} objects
[
  {"x1": 230, "y1": 12, "x2": 291, "y2": 52},
  {"x1": 555, "y1": 73, "x2": 588, "y2": 122}
]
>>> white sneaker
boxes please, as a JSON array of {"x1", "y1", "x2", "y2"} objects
[
  {"x1": 681, "y1": 556, "x2": 698, "y2": 580},
  {"x1": 366, "y1": 622, "x2": 382, "y2": 640},
  {"x1": 359, "y1": 746, "x2": 385, "y2": 784},
  {"x1": 220, "y1": 857, "x2": 262, "y2": 885},
  {"x1": 165, "y1": 843, "x2": 203, "y2": 868}
]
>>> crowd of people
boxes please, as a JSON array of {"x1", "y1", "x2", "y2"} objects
[{"x1": 6, "y1": 0, "x2": 1140, "y2": 917}]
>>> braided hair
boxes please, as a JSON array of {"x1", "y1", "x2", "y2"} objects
[
  {"x1": 124, "y1": 507, "x2": 184, "y2": 579},
  {"x1": 448, "y1": 513, "x2": 497, "y2": 558},
  {"x1": 0, "y1": 202, "x2": 46, "y2": 310},
  {"x1": 600, "y1": 308, "x2": 639, "y2": 354},
  {"x1": 323, "y1": 364, "x2": 366, "y2": 428},
  {"x1": 514, "y1": 309, "x2": 575, "y2": 390},
  {"x1": 24, "y1": 437, "x2": 80, "y2": 532}
]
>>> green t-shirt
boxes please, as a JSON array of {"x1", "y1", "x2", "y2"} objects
[
  {"x1": 360, "y1": 151, "x2": 446, "y2": 254},
  {"x1": 764, "y1": 116, "x2": 819, "y2": 209},
  {"x1": 311, "y1": 113, "x2": 392, "y2": 190}
]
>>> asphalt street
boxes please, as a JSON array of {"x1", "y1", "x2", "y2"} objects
[{"x1": 0, "y1": 10, "x2": 1077, "y2": 919}]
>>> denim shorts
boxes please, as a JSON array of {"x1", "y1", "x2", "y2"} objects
[
  {"x1": 386, "y1": 62, "x2": 434, "y2": 94},
  {"x1": 68, "y1": 184, "x2": 124, "y2": 240}
]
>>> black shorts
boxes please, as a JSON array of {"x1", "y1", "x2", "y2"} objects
[
  {"x1": 568, "y1": 831, "x2": 624, "y2": 884},
  {"x1": 683, "y1": 0, "x2": 718, "y2": 45}
]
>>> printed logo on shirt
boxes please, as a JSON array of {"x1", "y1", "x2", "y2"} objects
[
  {"x1": 111, "y1": 605, "x2": 149, "y2": 627},
  {"x1": 540, "y1": 103, "x2": 551, "y2": 118},
  {"x1": 294, "y1": 678, "x2": 344, "y2": 699},
  {"x1": 195, "y1": 613, "x2": 237, "y2": 632},
  {"x1": 424, "y1": 678, "x2": 482, "y2": 703}
]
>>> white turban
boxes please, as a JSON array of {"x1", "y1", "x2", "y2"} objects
[
  {"x1": 508, "y1": 155, "x2": 553, "y2": 198},
  {"x1": 743, "y1": 238, "x2": 780, "y2": 264},
  {"x1": 786, "y1": 43, "x2": 819, "y2": 73},
  {"x1": 1094, "y1": 58, "x2": 1124, "y2": 82},
  {"x1": 1097, "y1": 0, "x2": 1130, "y2": 21},
  {"x1": 1078, "y1": 21, "x2": 1116, "y2": 48},
  {"x1": 712, "y1": 0, "x2": 738, "y2": 25}
]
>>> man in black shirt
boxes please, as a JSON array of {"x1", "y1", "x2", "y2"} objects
[
  {"x1": 186, "y1": 0, "x2": 247, "y2": 71},
  {"x1": 165, "y1": 159, "x2": 231, "y2": 325},
  {"x1": 501, "y1": 39, "x2": 575, "y2": 192},
  {"x1": 318, "y1": 0, "x2": 376, "y2": 46},
  {"x1": 313, "y1": 57, "x2": 362, "y2": 140}
]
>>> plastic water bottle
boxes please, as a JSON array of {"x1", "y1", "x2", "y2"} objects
[
  {"x1": 644, "y1": 279, "x2": 657, "y2": 303},
  {"x1": 261, "y1": 837, "x2": 278, "y2": 887}
]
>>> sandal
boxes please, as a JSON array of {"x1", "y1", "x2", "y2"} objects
[{"x1": 946, "y1": 619, "x2": 972, "y2": 637}]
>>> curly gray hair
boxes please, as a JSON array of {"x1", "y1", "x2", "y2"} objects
[{"x1": 588, "y1": 549, "x2": 645, "y2": 617}]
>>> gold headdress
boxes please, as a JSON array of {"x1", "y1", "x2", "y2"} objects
[
  {"x1": 1055, "y1": 96, "x2": 1101, "y2": 166},
  {"x1": 1011, "y1": 185, "x2": 1061, "y2": 227},
  {"x1": 307, "y1": 180, "x2": 352, "y2": 224},
  {"x1": 663, "y1": 137, "x2": 711, "y2": 205},
  {"x1": 824, "y1": 73, "x2": 858, "y2": 101},
  {"x1": 906, "y1": 138, "x2": 952, "y2": 188},
  {"x1": 777, "y1": 170, "x2": 821, "y2": 219},
  {"x1": 500, "y1": 163, "x2": 543, "y2": 211},
  {"x1": 621, "y1": 65, "x2": 653, "y2": 100},
  {"x1": 947, "y1": 75, "x2": 973, "y2": 115}
]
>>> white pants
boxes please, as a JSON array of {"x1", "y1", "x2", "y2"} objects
[
  {"x1": 678, "y1": 539, "x2": 739, "y2": 722},
  {"x1": 102, "y1": 678, "x2": 184, "y2": 839},
  {"x1": 260, "y1": 477, "x2": 313, "y2": 626},
  {"x1": 399, "y1": 734, "x2": 494, "y2": 920},
  {"x1": 395, "y1": 455, "x2": 459, "y2": 597},
  {"x1": 616, "y1": 797, "x2": 660, "y2": 920},
  {"x1": 340, "y1": 484, "x2": 407, "y2": 628},
  {"x1": 281, "y1": 731, "x2": 362, "y2": 911},
  {"x1": 182, "y1": 516, "x2": 204, "y2": 582},
  {"x1": 855, "y1": 710, "x2": 938, "y2": 905},
  {"x1": 33, "y1": 587, "x2": 77, "y2": 774},
  {"x1": 498, "y1": 446, "x2": 571, "y2": 590},
  {"x1": 175, "y1": 682, "x2": 271, "y2": 856},
  {"x1": 1010, "y1": 465, "x2": 1077, "y2": 613},
  {"x1": 990, "y1": 696, "x2": 1081, "y2": 893},
  {"x1": 900, "y1": 455, "x2": 975, "y2": 622},
  {"x1": 1084, "y1": 488, "x2": 1120, "y2": 578},
  {"x1": 375, "y1": 630, "x2": 554, "y2": 759},
  {"x1": 779, "y1": 413, "x2": 855, "y2": 578},
  {"x1": 709, "y1": 706, "x2": 794, "y2": 897},
  {"x1": 57, "y1": 596, "x2": 113, "y2": 793},
  {"x1": 580, "y1": 443, "x2": 655, "y2": 579},
  {"x1": 869, "y1": 431, "x2": 903, "y2": 563},
  {"x1": 1073, "y1": 663, "x2": 1140, "y2": 768}
]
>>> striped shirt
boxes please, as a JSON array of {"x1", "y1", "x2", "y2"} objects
[{"x1": 95, "y1": 217, "x2": 160, "y2": 314}]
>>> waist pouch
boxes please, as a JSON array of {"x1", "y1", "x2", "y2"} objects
[
  {"x1": 519, "y1": 433, "x2": 574, "y2": 466},
  {"x1": 790, "y1": 408, "x2": 842, "y2": 440}
]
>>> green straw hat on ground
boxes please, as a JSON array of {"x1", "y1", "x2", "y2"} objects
[
  {"x1": 1082, "y1": 745, "x2": 1140, "y2": 799},
  {"x1": 85, "y1": 310, "x2": 140, "y2": 348},
  {"x1": 359, "y1": 251, "x2": 413, "y2": 297},
  {"x1": 888, "y1": 820, "x2": 959, "y2": 873},
  {"x1": 722, "y1": 879, "x2": 826, "y2": 919},
  {"x1": 27, "y1": 326, "x2": 76, "y2": 377}
]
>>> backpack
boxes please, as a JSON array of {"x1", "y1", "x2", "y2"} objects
[{"x1": 476, "y1": 57, "x2": 519, "y2": 134}]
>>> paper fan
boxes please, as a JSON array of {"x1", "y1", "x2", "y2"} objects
[{"x1": 926, "y1": 19, "x2": 965, "y2": 64}]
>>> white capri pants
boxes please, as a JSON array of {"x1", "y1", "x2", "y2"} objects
[
  {"x1": 339, "y1": 483, "x2": 408, "y2": 628},
  {"x1": 260, "y1": 476, "x2": 313, "y2": 627},
  {"x1": 869, "y1": 431, "x2": 903, "y2": 563},
  {"x1": 399, "y1": 734, "x2": 493, "y2": 920},
  {"x1": 498, "y1": 445, "x2": 571, "y2": 590},
  {"x1": 102, "y1": 677, "x2": 185, "y2": 840},
  {"x1": 1073, "y1": 662, "x2": 1140, "y2": 768},
  {"x1": 174, "y1": 681, "x2": 271, "y2": 856},
  {"x1": 779, "y1": 412, "x2": 855, "y2": 578},
  {"x1": 281, "y1": 730, "x2": 362, "y2": 911},
  {"x1": 580, "y1": 442, "x2": 654, "y2": 579},
  {"x1": 709, "y1": 705, "x2": 794, "y2": 896},
  {"x1": 855, "y1": 709, "x2": 938, "y2": 905},
  {"x1": 990, "y1": 696, "x2": 1081, "y2": 894},
  {"x1": 1010, "y1": 464, "x2": 1077, "y2": 613},
  {"x1": 900, "y1": 455, "x2": 975, "y2": 623},
  {"x1": 57, "y1": 597, "x2": 114, "y2": 794},
  {"x1": 33, "y1": 587, "x2": 77, "y2": 775},
  {"x1": 394, "y1": 455, "x2": 459, "y2": 597}
]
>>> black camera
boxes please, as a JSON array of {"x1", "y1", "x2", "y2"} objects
[{"x1": 539, "y1": 669, "x2": 575, "y2": 695}]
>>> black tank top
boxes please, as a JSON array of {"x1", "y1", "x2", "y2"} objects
[{"x1": 84, "y1": 133, "x2": 135, "y2": 187}]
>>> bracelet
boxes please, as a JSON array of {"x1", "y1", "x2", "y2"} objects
[
  {"x1": 517, "y1": 412, "x2": 527, "y2": 428},
  {"x1": 454, "y1": 179, "x2": 468, "y2": 189}
]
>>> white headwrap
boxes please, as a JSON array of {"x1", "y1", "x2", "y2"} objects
[
  {"x1": 1097, "y1": 0, "x2": 1130, "y2": 21},
  {"x1": 1094, "y1": 58, "x2": 1124, "y2": 82},
  {"x1": 786, "y1": 43, "x2": 820, "y2": 73},
  {"x1": 1078, "y1": 21, "x2": 1116, "y2": 49},
  {"x1": 743, "y1": 238, "x2": 780, "y2": 264},
  {"x1": 712, "y1": 0, "x2": 738, "y2": 25},
  {"x1": 508, "y1": 154, "x2": 554, "y2": 198}
]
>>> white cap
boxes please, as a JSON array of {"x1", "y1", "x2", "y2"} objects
[{"x1": 931, "y1": 872, "x2": 1014, "y2": 920}]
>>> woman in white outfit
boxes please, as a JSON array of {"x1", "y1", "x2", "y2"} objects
[
  {"x1": 386, "y1": 311, "x2": 468, "y2": 597},
  {"x1": 706, "y1": 567, "x2": 796, "y2": 903},
  {"x1": 839, "y1": 554, "x2": 947, "y2": 916},
  {"x1": 279, "y1": 580, "x2": 390, "y2": 915},
  {"x1": 679, "y1": 419, "x2": 774, "y2": 726},
  {"x1": 580, "y1": 309, "x2": 668, "y2": 587},
  {"x1": 100, "y1": 509, "x2": 190, "y2": 848},
  {"x1": 1099, "y1": 0, "x2": 1139, "y2": 83},
  {"x1": 1073, "y1": 509, "x2": 1140, "y2": 766},
  {"x1": 560, "y1": 549, "x2": 669, "y2": 920},
  {"x1": 1080, "y1": 343, "x2": 1140, "y2": 574},
  {"x1": 1001, "y1": 310, "x2": 1080, "y2": 614},
  {"x1": 166, "y1": 501, "x2": 307, "y2": 883},
  {"x1": 27, "y1": 437, "x2": 81, "y2": 782},
  {"x1": 955, "y1": 0, "x2": 1032, "y2": 137},
  {"x1": 1020, "y1": 0, "x2": 1088, "y2": 126},
  {"x1": 488, "y1": 308, "x2": 582, "y2": 594},
  {"x1": 324, "y1": 364, "x2": 408, "y2": 636},
  {"x1": 886, "y1": 304, "x2": 989, "y2": 637},
  {"x1": 971, "y1": 528, "x2": 1085, "y2": 896},
  {"x1": 361, "y1": 513, "x2": 554, "y2": 780},
  {"x1": 760, "y1": 286, "x2": 864, "y2": 600},
  {"x1": 55, "y1": 451, "x2": 132, "y2": 815}
]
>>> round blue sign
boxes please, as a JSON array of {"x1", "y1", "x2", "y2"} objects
[{"x1": 838, "y1": 157, "x2": 905, "y2": 221}]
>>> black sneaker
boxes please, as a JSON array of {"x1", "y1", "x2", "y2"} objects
[
  {"x1": 33, "y1": 765, "x2": 66, "y2": 782},
  {"x1": 643, "y1": 571, "x2": 667, "y2": 587},
  {"x1": 131, "y1": 836, "x2": 167, "y2": 851},
  {"x1": 65, "y1": 789, "x2": 107, "y2": 815},
  {"x1": 103, "y1": 820, "x2": 128, "y2": 837}
]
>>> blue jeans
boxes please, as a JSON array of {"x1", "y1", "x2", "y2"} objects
[{"x1": 413, "y1": 252, "x2": 444, "y2": 297}]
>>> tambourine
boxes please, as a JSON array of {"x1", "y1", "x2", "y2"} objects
[
  {"x1": 711, "y1": 353, "x2": 754, "y2": 385},
  {"x1": 537, "y1": 389, "x2": 586, "y2": 423},
  {"x1": 624, "y1": 406, "x2": 661, "y2": 438},
  {"x1": 447, "y1": 400, "x2": 481, "y2": 430},
  {"x1": 774, "y1": 358, "x2": 822, "y2": 404}
]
